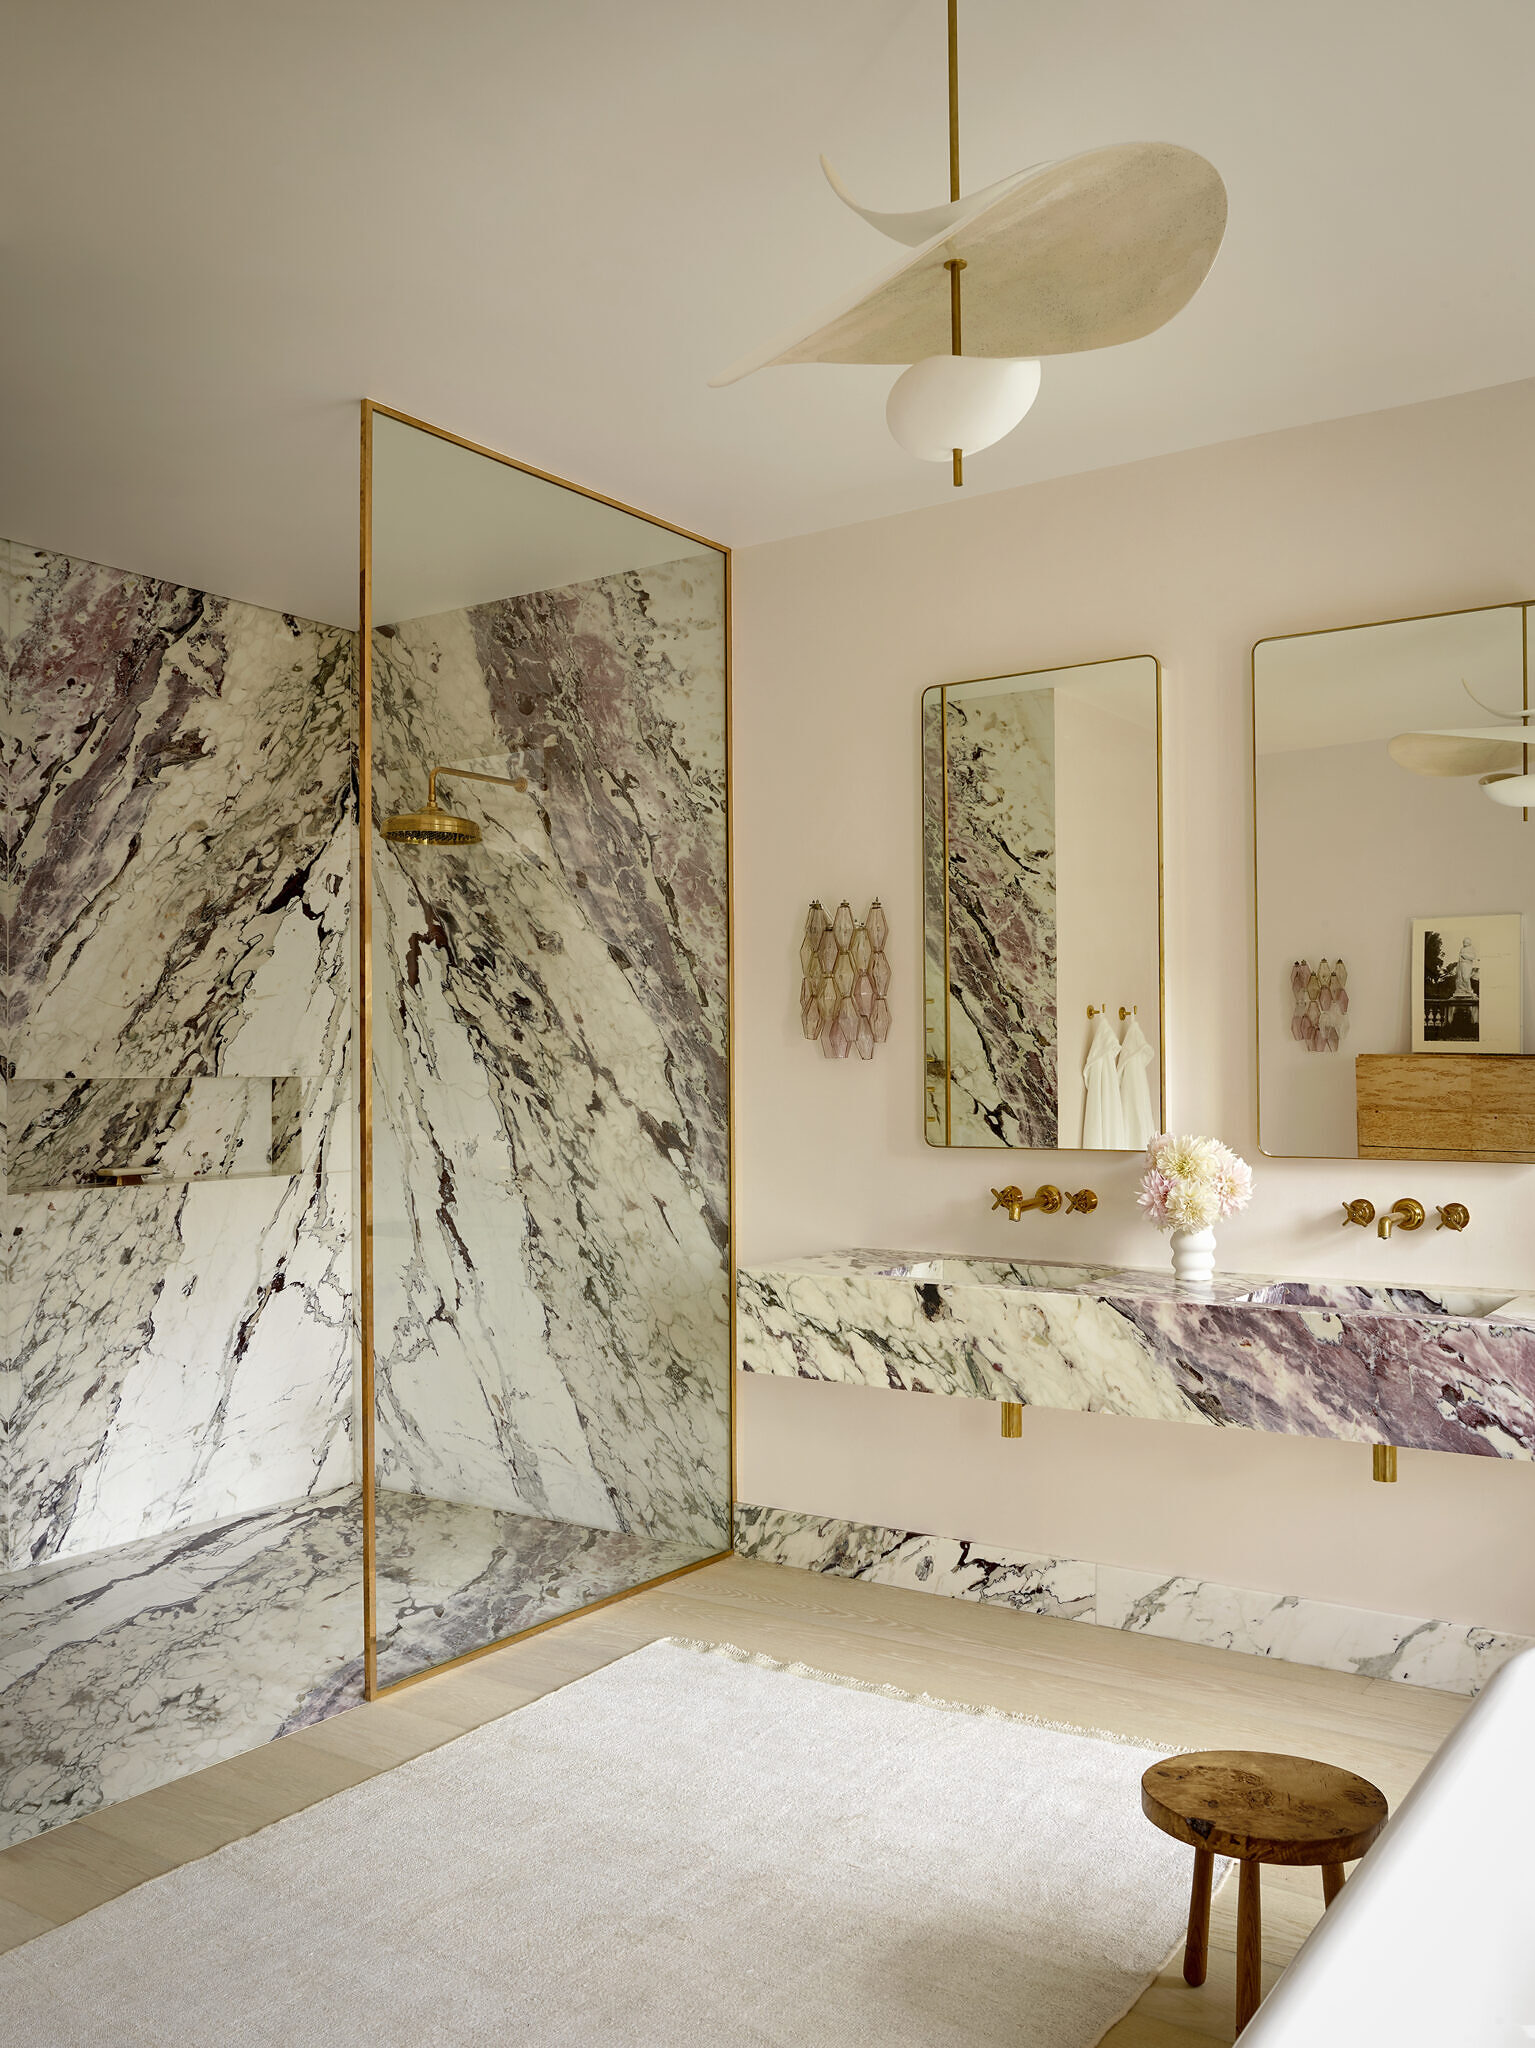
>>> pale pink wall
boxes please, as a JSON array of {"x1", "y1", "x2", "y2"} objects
[{"x1": 731, "y1": 377, "x2": 1535, "y2": 1635}]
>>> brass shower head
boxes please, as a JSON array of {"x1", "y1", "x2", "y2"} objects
[
  {"x1": 381, "y1": 764, "x2": 532, "y2": 848},
  {"x1": 380, "y1": 798, "x2": 481, "y2": 846}
]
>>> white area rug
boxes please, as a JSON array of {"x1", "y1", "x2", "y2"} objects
[{"x1": 0, "y1": 1638, "x2": 1213, "y2": 2047}]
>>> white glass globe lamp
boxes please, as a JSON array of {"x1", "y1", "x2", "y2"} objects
[
  {"x1": 1479, "y1": 771, "x2": 1535, "y2": 808},
  {"x1": 885, "y1": 354, "x2": 1041, "y2": 463}
]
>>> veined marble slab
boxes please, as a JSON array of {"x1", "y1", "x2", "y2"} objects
[
  {"x1": 734, "y1": 1504, "x2": 1532, "y2": 1697},
  {"x1": 7, "y1": 1075, "x2": 293, "y2": 1193},
  {"x1": 1, "y1": 538, "x2": 357, "y2": 1574},
  {"x1": 370, "y1": 556, "x2": 730, "y2": 1556},
  {"x1": 737, "y1": 1250, "x2": 1535, "y2": 1460},
  {"x1": 0, "y1": 1487, "x2": 713, "y2": 1849},
  {"x1": 374, "y1": 1491, "x2": 712, "y2": 1686},
  {"x1": 731, "y1": 1503, "x2": 1093, "y2": 1619},
  {"x1": 1095, "y1": 1566, "x2": 1531, "y2": 1695},
  {"x1": 0, "y1": 1492, "x2": 363, "y2": 1851}
]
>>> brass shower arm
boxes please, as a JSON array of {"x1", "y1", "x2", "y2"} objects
[{"x1": 426, "y1": 765, "x2": 528, "y2": 806}]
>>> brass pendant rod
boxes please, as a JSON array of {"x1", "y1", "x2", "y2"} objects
[
  {"x1": 947, "y1": 0, "x2": 961, "y2": 201},
  {"x1": 946, "y1": 0, "x2": 964, "y2": 487}
]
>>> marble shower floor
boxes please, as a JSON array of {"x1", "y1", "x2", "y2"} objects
[{"x1": 0, "y1": 1489, "x2": 707, "y2": 1851}]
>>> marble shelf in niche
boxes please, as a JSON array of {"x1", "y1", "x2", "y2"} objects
[{"x1": 6, "y1": 1076, "x2": 310, "y2": 1194}]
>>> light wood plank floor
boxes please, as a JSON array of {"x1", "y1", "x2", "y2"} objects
[{"x1": 0, "y1": 1556, "x2": 1464, "y2": 2042}]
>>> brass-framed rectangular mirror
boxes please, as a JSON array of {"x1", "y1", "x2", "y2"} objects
[
  {"x1": 1253, "y1": 599, "x2": 1534, "y2": 1161},
  {"x1": 922, "y1": 655, "x2": 1163, "y2": 1149}
]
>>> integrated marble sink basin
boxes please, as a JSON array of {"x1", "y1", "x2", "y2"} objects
[
  {"x1": 736, "y1": 1250, "x2": 1535, "y2": 1461},
  {"x1": 852, "y1": 1253, "x2": 1524, "y2": 1322}
]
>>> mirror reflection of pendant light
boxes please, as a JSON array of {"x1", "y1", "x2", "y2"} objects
[
  {"x1": 711, "y1": 0, "x2": 1228, "y2": 484},
  {"x1": 1388, "y1": 680, "x2": 1532, "y2": 813}
]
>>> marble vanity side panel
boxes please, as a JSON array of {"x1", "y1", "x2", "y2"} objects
[
  {"x1": 733, "y1": 1504, "x2": 1095, "y2": 1619},
  {"x1": 1, "y1": 540, "x2": 357, "y2": 1572},
  {"x1": 371, "y1": 554, "x2": 729, "y2": 1551},
  {"x1": 737, "y1": 1267, "x2": 1225, "y2": 1425},
  {"x1": 1101, "y1": 1300, "x2": 1384, "y2": 1446},
  {"x1": 1096, "y1": 1565, "x2": 1533, "y2": 1696},
  {"x1": 942, "y1": 687, "x2": 1057, "y2": 1147},
  {"x1": 1360, "y1": 1312, "x2": 1535, "y2": 1461}
]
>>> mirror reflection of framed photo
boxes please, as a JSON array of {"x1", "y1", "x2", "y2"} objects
[{"x1": 1410, "y1": 912, "x2": 1522, "y2": 1054}]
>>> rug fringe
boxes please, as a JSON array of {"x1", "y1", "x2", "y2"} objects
[{"x1": 660, "y1": 1636, "x2": 1179, "y2": 1753}]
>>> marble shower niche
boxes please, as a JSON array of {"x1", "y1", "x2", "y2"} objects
[{"x1": 366, "y1": 407, "x2": 732, "y2": 1685}]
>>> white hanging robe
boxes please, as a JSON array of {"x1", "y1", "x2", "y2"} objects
[
  {"x1": 1082, "y1": 1014, "x2": 1126, "y2": 1148},
  {"x1": 1117, "y1": 1013, "x2": 1157, "y2": 1149}
]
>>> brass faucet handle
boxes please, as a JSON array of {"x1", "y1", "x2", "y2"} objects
[
  {"x1": 1377, "y1": 1196, "x2": 1426, "y2": 1239},
  {"x1": 1065, "y1": 1189, "x2": 1098, "y2": 1214},
  {"x1": 1341, "y1": 1199, "x2": 1376, "y2": 1229},
  {"x1": 1034, "y1": 1184, "x2": 1064, "y2": 1214},
  {"x1": 1437, "y1": 1202, "x2": 1470, "y2": 1232},
  {"x1": 991, "y1": 1185, "x2": 1027, "y2": 1222}
]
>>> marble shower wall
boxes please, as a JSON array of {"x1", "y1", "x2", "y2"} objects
[
  {"x1": 1, "y1": 538, "x2": 357, "y2": 1574},
  {"x1": 371, "y1": 554, "x2": 730, "y2": 1553}
]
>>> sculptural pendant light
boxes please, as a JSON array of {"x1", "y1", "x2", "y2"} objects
[
  {"x1": 712, "y1": 0, "x2": 1228, "y2": 484},
  {"x1": 1388, "y1": 679, "x2": 1533, "y2": 815}
]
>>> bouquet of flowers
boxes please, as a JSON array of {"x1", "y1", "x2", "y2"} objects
[{"x1": 1137, "y1": 1133, "x2": 1253, "y2": 1234}]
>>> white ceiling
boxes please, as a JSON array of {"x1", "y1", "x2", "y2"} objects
[{"x1": 5, "y1": 0, "x2": 1535, "y2": 629}]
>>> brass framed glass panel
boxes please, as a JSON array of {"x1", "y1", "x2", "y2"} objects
[
  {"x1": 360, "y1": 404, "x2": 732, "y2": 1694},
  {"x1": 1253, "y1": 601, "x2": 1532, "y2": 1161},
  {"x1": 922, "y1": 655, "x2": 1163, "y2": 1149}
]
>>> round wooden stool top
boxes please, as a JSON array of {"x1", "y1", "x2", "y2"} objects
[{"x1": 1141, "y1": 1750, "x2": 1389, "y2": 1866}]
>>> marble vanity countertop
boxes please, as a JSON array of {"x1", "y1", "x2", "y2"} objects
[{"x1": 736, "y1": 1249, "x2": 1535, "y2": 1461}]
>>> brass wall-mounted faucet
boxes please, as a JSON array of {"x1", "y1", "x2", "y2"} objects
[
  {"x1": 1377, "y1": 1197, "x2": 1426, "y2": 1240},
  {"x1": 991, "y1": 1184, "x2": 1098, "y2": 1221},
  {"x1": 1346, "y1": 1196, "x2": 1468, "y2": 1234}
]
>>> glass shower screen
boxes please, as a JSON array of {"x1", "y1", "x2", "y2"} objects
[{"x1": 361, "y1": 406, "x2": 732, "y2": 1690}]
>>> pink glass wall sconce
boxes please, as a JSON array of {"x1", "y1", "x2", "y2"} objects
[{"x1": 800, "y1": 900, "x2": 891, "y2": 1059}]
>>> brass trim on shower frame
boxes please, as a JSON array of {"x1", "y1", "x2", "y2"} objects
[
  {"x1": 358, "y1": 400, "x2": 735, "y2": 1702},
  {"x1": 1251, "y1": 598, "x2": 1533, "y2": 1162},
  {"x1": 358, "y1": 405, "x2": 378, "y2": 1699},
  {"x1": 925, "y1": 654, "x2": 1165, "y2": 1150}
]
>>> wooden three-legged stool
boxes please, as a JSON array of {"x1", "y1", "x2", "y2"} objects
[{"x1": 1141, "y1": 1750, "x2": 1389, "y2": 2034}]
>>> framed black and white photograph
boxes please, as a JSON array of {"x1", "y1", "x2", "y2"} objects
[{"x1": 1411, "y1": 912, "x2": 1523, "y2": 1054}]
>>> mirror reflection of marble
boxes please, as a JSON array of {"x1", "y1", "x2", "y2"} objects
[
  {"x1": 1254, "y1": 601, "x2": 1534, "y2": 1161},
  {"x1": 922, "y1": 656, "x2": 1162, "y2": 1150}
]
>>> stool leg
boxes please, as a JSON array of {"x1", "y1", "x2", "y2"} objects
[
  {"x1": 1322, "y1": 1861, "x2": 1345, "y2": 1906},
  {"x1": 1235, "y1": 1858, "x2": 1263, "y2": 2033},
  {"x1": 1183, "y1": 1846, "x2": 1214, "y2": 1985}
]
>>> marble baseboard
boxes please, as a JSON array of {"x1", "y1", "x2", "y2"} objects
[
  {"x1": 731, "y1": 1502, "x2": 1094, "y2": 1621},
  {"x1": 733, "y1": 1503, "x2": 1531, "y2": 1697}
]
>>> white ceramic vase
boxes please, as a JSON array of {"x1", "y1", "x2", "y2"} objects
[{"x1": 1170, "y1": 1225, "x2": 1217, "y2": 1292}]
